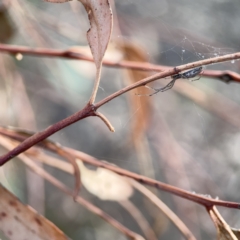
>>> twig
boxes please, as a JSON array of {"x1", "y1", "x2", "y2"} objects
[
  {"x1": 94, "y1": 111, "x2": 115, "y2": 132},
  {"x1": 0, "y1": 135, "x2": 145, "y2": 240},
  {"x1": 25, "y1": 143, "x2": 193, "y2": 240},
  {"x1": 95, "y1": 52, "x2": 240, "y2": 108},
  {"x1": 119, "y1": 200, "x2": 158, "y2": 240},
  {"x1": 0, "y1": 43, "x2": 165, "y2": 72},
  {"x1": 46, "y1": 146, "x2": 240, "y2": 210},
  {"x1": 1, "y1": 127, "x2": 240, "y2": 211},
  {"x1": 207, "y1": 206, "x2": 238, "y2": 239},
  {"x1": 0, "y1": 104, "x2": 93, "y2": 166},
  {"x1": 128, "y1": 179, "x2": 197, "y2": 240},
  {"x1": 1, "y1": 43, "x2": 240, "y2": 83},
  {"x1": 54, "y1": 148, "x2": 81, "y2": 199},
  {"x1": 89, "y1": 67, "x2": 103, "y2": 105},
  {"x1": 1, "y1": 52, "x2": 240, "y2": 173},
  {"x1": 203, "y1": 69, "x2": 240, "y2": 83}
]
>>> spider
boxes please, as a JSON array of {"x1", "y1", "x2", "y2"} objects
[{"x1": 145, "y1": 66, "x2": 203, "y2": 96}]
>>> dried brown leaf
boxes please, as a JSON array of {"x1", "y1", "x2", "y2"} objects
[
  {"x1": 44, "y1": 0, "x2": 113, "y2": 69},
  {"x1": 78, "y1": 0, "x2": 113, "y2": 104},
  {"x1": 78, "y1": 0, "x2": 113, "y2": 69},
  {"x1": 208, "y1": 206, "x2": 238, "y2": 240},
  {"x1": 231, "y1": 229, "x2": 240, "y2": 239},
  {"x1": 119, "y1": 41, "x2": 153, "y2": 142},
  {"x1": 0, "y1": 184, "x2": 69, "y2": 240}
]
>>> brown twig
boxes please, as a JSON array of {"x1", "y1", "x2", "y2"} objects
[
  {"x1": 203, "y1": 69, "x2": 240, "y2": 83},
  {"x1": 0, "y1": 135, "x2": 145, "y2": 240},
  {"x1": 0, "y1": 126, "x2": 81, "y2": 197},
  {"x1": 207, "y1": 206, "x2": 238, "y2": 239},
  {"x1": 0, "y1": 104, "x2": 93, "y2": 166},
  {"x1": 1, "y1": 52, "x2": 240, "y2": 176},
  {"x1": 129, "y1": 179, "x2": 197, "y2": 240},
  {"x1": 94, "y1": 111, "x2": 115, "y2": 132},
  {"x1": 1, "y1": 43, "x2": 240, "y2": 82},
  {"x1": 24, "y1": 146, "x2": 191, "y2": 240},
  {"x1": 25, "y1": 147, "x2": 195, "y2": 240},
  {"x1": 95, "y1": 52, "x2": 240, "y2": 108},
  {"x1": 0, "y1": 43, "x2": 165, "y2": 72},
  {"x1": 75, "y1": 151, "x2": 240, "y2": 209},
  {"x1": 89, "y1": 67, "x2": 103, "y2": 105},
  {"x1": 119, "y1": 200, "x2": 158, "y2": 240},
  {"x1": 0, "y1": 127, "x2": 240, "y2": 211}
]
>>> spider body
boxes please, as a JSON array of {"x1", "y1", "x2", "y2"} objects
[
  {"x1": 145, "y1": 66, "x2": 203, "y2": 96},
  {"x1": 173, "y1": 66, "x2": 203, "y2": 80}
]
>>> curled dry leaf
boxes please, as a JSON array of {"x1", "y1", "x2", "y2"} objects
[
  {"x1": 44, "y1": 0, "x2": 113, "y2": 69},
  {"x1": 78, "y1": 0, "x2": 113, "y2": 69},
  {"x1": 0, "y1": 184, "x2": 69, "y2": 240},
  {"x1": 77, "y1": 159, "x2": 133, "y2": 201}
]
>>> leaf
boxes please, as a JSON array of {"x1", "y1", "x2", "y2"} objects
[
  {"x1": 208, "y1": 206, "x2": 239, "y2": 240},
  {"x1": 44, "y1": 0, "x2": 113, "y2": 105},
  {"x1": 0, "y1": 184, "x2": 70, "y2": 240},
  {"x1": 43, "y1": 0, "x2": 113, "y2": 68},
  {"x1": 119, "y1": 41, "x2": 152, "y2": 142},
  {"x1": 232, "y1": 228, "x2": 240, "y2": 239},
  {"x1": 77, "y1": 159, "x2": 133, "y2": 201},
  {"x1": 78, "y1": 0, "x2": 113, "y2": 69}
]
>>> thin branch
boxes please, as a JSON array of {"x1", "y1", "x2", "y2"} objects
[
  {"x1": 0, "y1": 135, "x2": 145, "y2": 240},
  {"x1": 94, "y1": 111, "x2": 115, "y2": 132},
  {"x1": 119, "y1": 200, "x2": 158, "y2": 240},
  {"x1": 95, "y1": 52, "x2": 240, "y2": 108},
  {"x1": 203, "y1": 69, "x2": 240, "y2": 83},
  {"x1": 128, "y1": 179, "x2": 197, "y2": 240},
  {"x1": 29, "y1": 148, "x2": 193, "y2": 240},
  {"x1": 1, "y1": 44, "x2": 240, "y2": 138},
  {"x1": 1, "y1": 127, "x2": 240, "y2": 211},
  {"x1": 54, "y1": 148, "x2": 81, "y2": 198},
  {"x1": 89, "y1": 67, "x2": 102, "y2": 104},
  {"x1": 0, "y1": 43, "x2": 165, "y2": 72},
  {"x1": 1, "y1": 52, "x2": 240, "y2": 171},
  {"x1": 0, "y1": 104, "x2": 93, "y2": 166},
  {"x1": 47, "y1": 147, "x2": 240, "y2": 210},
  {"x1": 1, "y1": 43, "x2": 240, "y2": 83}
]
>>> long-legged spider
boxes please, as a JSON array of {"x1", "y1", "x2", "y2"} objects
[{"x1": 143, "y1": 66, "x2": 203, "y2": 96}]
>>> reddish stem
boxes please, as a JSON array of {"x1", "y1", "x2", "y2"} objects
[{"x1": 0, "y1": 104, "x2": 93, "y2": 166}]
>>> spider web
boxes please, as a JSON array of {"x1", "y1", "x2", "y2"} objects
[
  {"x1": 157, "y1": 35, "x2": 235, "y2": 67},
  {"x1": 2, "y1": 2, "x2": 240, "y2": 239}
]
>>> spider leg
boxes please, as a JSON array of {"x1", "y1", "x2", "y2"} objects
[
  {"x1": 135, "y1": 85, "x2": 161, "y2": 97},
  {"x1": 136, "y1": 75, "x2": 180, "y2": 97},
  {"x1": 190, "y1": 75, "x2": 201, "y2": 82},
  {"x1": 148, "y1": 78, "x2": 177, "y2": 96},
  {"x1": 135, "y1": 85, "x2": 156, "y2": 96}
]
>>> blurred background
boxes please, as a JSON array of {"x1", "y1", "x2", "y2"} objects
[{"x1": 0, "y1": 0, "x2": 240, "y2": 239}]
